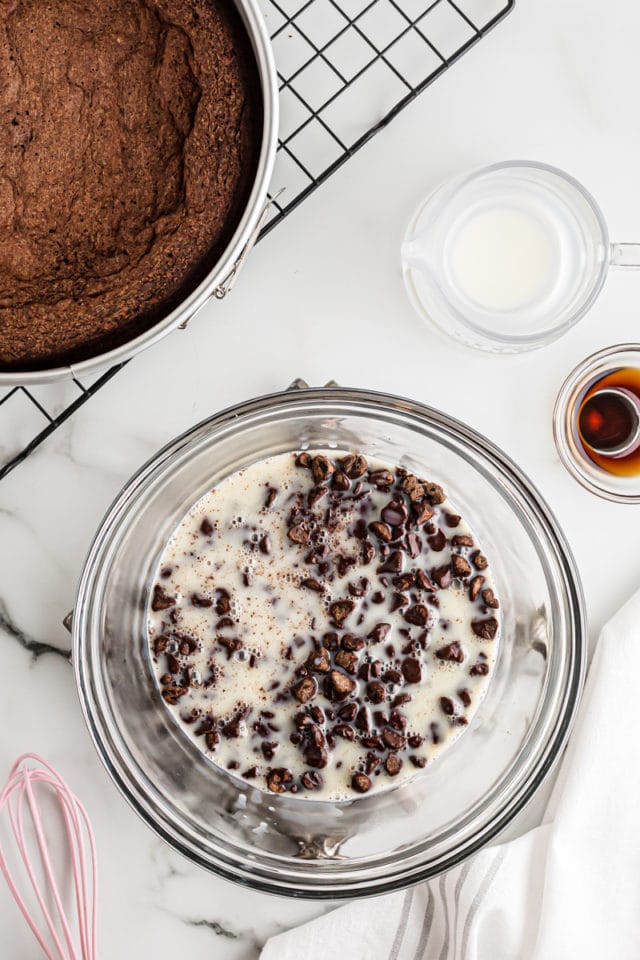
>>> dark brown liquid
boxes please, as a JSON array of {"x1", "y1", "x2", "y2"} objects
[{"x1": 578, "y1": 367, "x2": 640, "y2": 476}]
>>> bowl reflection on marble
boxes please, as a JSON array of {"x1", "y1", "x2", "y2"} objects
[{"x1": 73, "y1": 384, "x2": 585, "y2": 899}]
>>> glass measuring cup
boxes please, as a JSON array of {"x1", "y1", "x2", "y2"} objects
[{"x1": 401, "y1": 161, "x2": 640, "y2": 353}]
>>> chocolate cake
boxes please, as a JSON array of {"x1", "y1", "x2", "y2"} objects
[{"x1": 0, "y1": 0, "x2": 262, "y2": 370}]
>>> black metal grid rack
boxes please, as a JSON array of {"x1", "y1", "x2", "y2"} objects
[{"x1": 0, "y1": 0, "x2": 513, "y2": 481}]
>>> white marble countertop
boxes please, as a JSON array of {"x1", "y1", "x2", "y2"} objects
[{"x1": 4, "y1": 0, "x2": 640, "y2": 955}]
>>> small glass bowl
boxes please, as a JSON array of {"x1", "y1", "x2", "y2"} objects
[
  {"x1": 554, "y1": 343, "x2": 640, "y2": 503},
  {"x1": 73, "y1": 384, "x2": 585, "y2": 898}
]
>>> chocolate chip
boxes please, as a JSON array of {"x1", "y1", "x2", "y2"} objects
[
  {"x1": 415, "y1": 569, "x2": 437, "y2": 592},
  {"x1": 191, "y1": 593, "x2": 212, "y2": 607},
  {"x1": 470, "y1": 660, "x2": 489, "y2": 676},
  {"x1": 327, "y1": 600, "x2": 353, "y2": 624},
  {"x1": 295, "y1": 452, "x2": 312, "y2": 468},
  {"x1": 481, "y1": 588, "x2": 500, "y2": 609},
  {"x1": 348, "y1": 577, "x2": 370, "y2": 598},
  {"x1": 385, "y1": 754, "x2": 402, "y2": 776},
  {"x1": 153, "y1": 635, "x2": 168, "y2": 656},
  {"x1": 331, "y1": 470, "x2": 350, "y2": 492},
  {"x1": 371, "y1": 590, "x2": 385, "y2": 604},
  {"x1": 292, "y1": 676, "x2": 318, "y2": 703},
  {"x1": 329, "y1": 670, "x2": 357, "y2": 700},
  {"x1": 445, "y1": 513, "x2": 461, "y2": 527},
  {"x1": 217, "y1": 636, "x2": 241, "y2": 659},
  {"x1": 382, "y1": 728, "x2": 406, "y2": 751},
  {"x1": 392, "y1": 693, "x2": 412, "y2": 708},
  {"x1": 390, "y1": 592, "x2": 409, "y2": 612},
  {"x1": 458, "y1": 687, "x2": 472, "y2": 707},
  {"x1": 338, "y1": 454, "x2": 366, "y2": 479},
  {"x1": 335, "y1": 650, "x2": 359, "y2": 674},
  {"x1": 259, "y1": 535, "x2": 272, "y2": 555},
  {"x1": 427, "y1": 530, "x2": 447, "y2": 552},
  {"x1": 383, "y1": 668, "x2": 402, "y2": 685},
  {"x1": 413, "y1": 500, "x2": 435, "y2": 525},
  {"x1": 452, "y1": 534, "x2": 473, "y2": 547},
  {"x1": 200, "y1": 518, "x2": 214, "y2": 536},
  {"x1": 400, "y1": 474, "x2": 427, "y2": 501},
  {"x1": 435, "y1": 641, "x2": 464, "y2": 663},
  {"x1": 267, "y1": 768, "x2": 293, "y2": 793},
  {"x1": 469, "y1": 575, "x2": 485, "y2": 601},
  {"x1": 363, "y1": 753, "x2": 380, "y2": 775},
  {"x1": 307, "y1": 647, "x2": 331, "y2": 673},
  {"x1": 166, "y1": 653, "x2": 180, "y2": 674},
  {"x1": 264, "y1": 487, "x2": 278, "y2": 509},
  {"x1": 405, "y1": 532, "x2": 422, "y2": 558},
  {"x1": 151, "y1": 585, "x2": 176, "y2": 611},
  {"x1": 362, "y1": 541, "x2": 376, "y2": 565},
  {"x1": 430, "y1": 722, "x2": 441, "y2": 744},
  {"x1": 205, "y1": 731, "x2": 220, "y2": 750},
  {"x1": 311, "y1": 456, "x2": 335, "y2": 484},
  {"x1": 425, "y1": 482, "x2": 445, "y2": 505},
  {"x1": 369, "y1": 469, "x2": 394, "y2": 488},
  {"x1": 161, "y1": 684, "x2": 187, "y2": 704},
  {"x1": 288, "y1": 523, "x2": 310, "y2": 544},
  {"x1": 440, "y1": 696, "x2": 455, "y2": 716},
  {"x1": 403, "y1": 604, "x2": 429, "y2": 627},
  {"x1": 304, "y1": 742, "x2": 328, "y2": 769},
  {"x1": 471, "y1": 551, "x2": 489, "y2": 570},
  {"x1": 377, "y1": 551, "x2": 404, "y2": 574},
  {"x1": 361, "y1": 735, "x2": 384, "y2": 750},
  {"x1": 432, "y1": 564, "x2": 452, "y2": 589},
  {"x1": 393, "y1": 574, "x2": 415, "y2": 592},
  {"x1": 352, "y1": 772, "x2": 372, "y2": 793},
  {"x1": 355, "y1": 706, "x2": 371, "y2": 732},
  {"x1": 368, "y1": 622, "x2": 391, "y2": 644},
  {"x1": 410, "y1": 756, "x2": 427, "y2": 768},
  {"x1": 367, "y1": 681, "x2": 386, "y2": 704},
  {"x1": 334, "y1": 702, "x2": 356, "y2": 723},
  {"x1": 333, "y1": 723, "x2": 355, "y2": 741},
  {"x1": 408, "y1": 734, "x2": 423, "y2": 748},
  {"x1": 401, "y1": 658, "x2": 422, "y2": 684},
  {"x1": 301, "y1": 770, "x2": 323, "y2": 790},
  {"x1": 261, "y1": 741, "x2": 278, "y2": 761},
  {"x1": 242, "y1": 766, "x2": 258, "y2": 779},
  {"x1": 216, "y1": 594, "x2": 231, "y2": 615},
  {"x1": 342, "y1": 634, "x2": 365, "y2": 652},
  {"x1": 471, "y1": 617, "x2": 499, "y2": 640},
  {"x1": 381, "y1": 500, "x2": 408, "y2": 527},
  {"x1": 369, "y1": 521, "x2": 392, "y2": 543},
  {"x1": 301, "y1": 578, "x2": 325, "y2": 593},
  {"x1": 451, "y1": 555, "x2": 472, "y2": 579}
]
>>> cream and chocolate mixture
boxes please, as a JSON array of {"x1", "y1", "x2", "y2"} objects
[{"x1": 148, "y1": 452, "x2": 501, "y2": 800}]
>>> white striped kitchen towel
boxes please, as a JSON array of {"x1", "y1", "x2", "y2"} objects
[{"x1": 261, "y1": 588, "x2": 640, "y2": 960}]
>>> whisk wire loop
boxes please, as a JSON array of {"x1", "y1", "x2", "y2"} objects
[{"x1": 0, "y1": 754, "x2": 98, "y2": 960}]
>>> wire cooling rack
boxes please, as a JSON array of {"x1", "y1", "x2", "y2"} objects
[{"x1": 0, "y1": 0, "x2": 513, "y2": 481}]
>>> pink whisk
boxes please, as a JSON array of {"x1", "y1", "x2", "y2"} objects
[{"x1": 0, "y1": 754, "x2": 98, "y2": 960}]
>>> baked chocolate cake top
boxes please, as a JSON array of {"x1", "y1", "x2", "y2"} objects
[{"x1": 0, "y1": 0, "x2": 262, "y2": 370}]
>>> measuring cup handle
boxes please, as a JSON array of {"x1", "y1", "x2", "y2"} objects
[{"x1": 610, "y1": 243, "x2": 640, "y2": 268}]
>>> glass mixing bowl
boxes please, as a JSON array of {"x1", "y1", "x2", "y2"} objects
[{"x1": 73, "y1": 384, "x2": 585, "y2": 898}]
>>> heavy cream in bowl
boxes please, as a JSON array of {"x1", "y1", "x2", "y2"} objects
[{"x1": 148, "y1": 450, "x2": 501, "y2": 801}]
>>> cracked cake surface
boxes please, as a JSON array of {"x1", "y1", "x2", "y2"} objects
[{"x1": 0, "y1": 0, "x2": 261, "y2": 369}]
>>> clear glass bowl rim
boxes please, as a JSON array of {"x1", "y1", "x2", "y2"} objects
[{"x1": 73, "y1": 384, "x2": 586, "y2": 898}]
